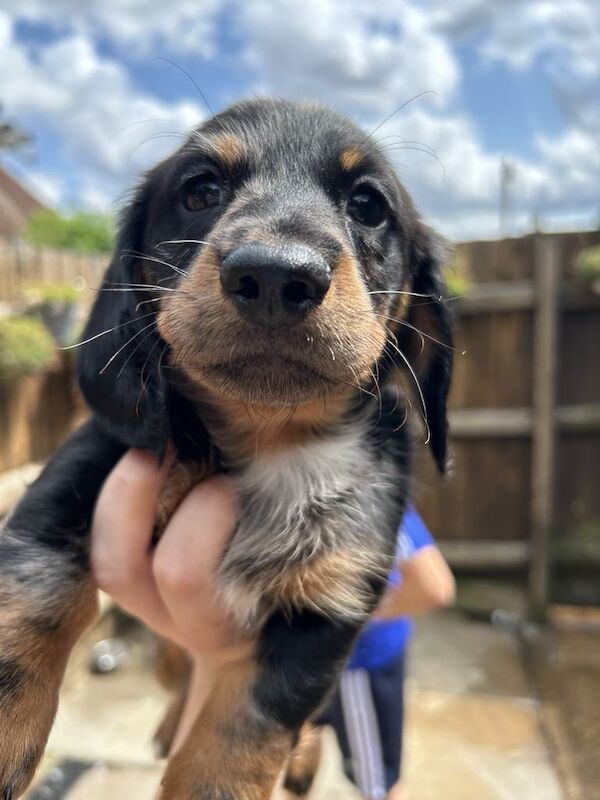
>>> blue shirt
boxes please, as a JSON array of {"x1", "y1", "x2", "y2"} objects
[{"x1": 346, "y1": 506, "x2": 434, "y2": 671}]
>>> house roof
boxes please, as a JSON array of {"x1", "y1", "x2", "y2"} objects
[{"x1": 0, "y1": 165, "x2": 49, "y2": 239}]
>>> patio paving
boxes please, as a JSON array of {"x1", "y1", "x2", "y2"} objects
[{"x1": 25, "y1": 609, "x2": 567, "y2": 800}]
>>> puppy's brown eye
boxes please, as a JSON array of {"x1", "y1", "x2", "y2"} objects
[
  {"x1": 347, "y1": 185, "x2": 387, "y2": 227},
  {"x1": 182, "y1": 174, "x2": 223, "y2": 212}
]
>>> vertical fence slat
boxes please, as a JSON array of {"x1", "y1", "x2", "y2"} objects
[{"x1": 529, "y1": 236, "x2": 560, "y2": 616}]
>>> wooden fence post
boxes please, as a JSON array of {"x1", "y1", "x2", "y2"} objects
[{"x1": 529, "y1": 235, "x2": 560, "y2": 618}]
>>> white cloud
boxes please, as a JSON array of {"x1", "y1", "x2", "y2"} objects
[
  {"x1": 0, "y1": 0, "x2": 222, "y2": 58},
  {"x1": 0, "y1": 10, "x2": 205, "y2": 211},
  {"x1": 238, "y1": 0, "x2": 458, "y2": 117}
]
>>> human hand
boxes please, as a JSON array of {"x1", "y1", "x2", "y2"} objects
[{"x1": 91, "y1": 448, "x2": 248, "y2": 661}]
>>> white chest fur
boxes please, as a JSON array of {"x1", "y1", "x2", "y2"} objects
[{"x1": 217, "y1": 423, "x2": 398, "y2": 630}]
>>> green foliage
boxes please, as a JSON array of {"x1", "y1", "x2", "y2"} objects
[
  {"x1": 445, "y1": 250, "x2": 472, "y2": 297},
  {"x1": 23, "y1": 209, "x2": 114, "y2": 254},
  {"x1": 0, "y1": 316, "x2": 55, "y2": 376},
  {"x1": 22, "y1": 281, "x2": 82, "y2": 306},
  {"x1": 576, "y1": 245, "x2": 600, "y2": 282}
]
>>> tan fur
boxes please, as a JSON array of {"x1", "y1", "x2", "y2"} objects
[
  {"x1": 159, "y1": 657, "x2": 292, "y2": 800},
  {"x1": 339, "y1": 146, "x2": 363, "y2": 171},
  {"x1": 155, "y1": 461, "x2": 210, "y2": 531},
  {"x1": 284, "y1": 723, "x2": 322, "y2": 796},
  {"x1": 206, "y1": 132, "x2": 246, "y2": 169},
  {"x1": 268, "y1": 547, "x2": 387, "y2": 621},
  {"x1": 0, "y1": 579, "x2": 97, "y2": 796},
  {"x1": 157, "y1": 245, "x2": 386, "y2": 414},
  {"x1": 153, "y1": 640, "x2": 192, "y2": 757}
]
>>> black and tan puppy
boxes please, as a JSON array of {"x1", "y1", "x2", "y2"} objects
[{"x1": 0, "y1": 99, "x2": 452, "y2": 799}]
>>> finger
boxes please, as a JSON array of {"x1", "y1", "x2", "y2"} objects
[
  {"x1": 92, "y1": 447, "x2": 173, "y2": 628},
  {"x1": 153, "y1": 478, "x2": 241, "y2": 650}
]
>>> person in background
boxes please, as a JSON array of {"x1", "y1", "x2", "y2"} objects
[{"x1": 316, "y1": 506, "x2": 455, "y2": 800}]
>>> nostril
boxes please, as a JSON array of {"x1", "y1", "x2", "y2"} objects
[
  {"x1": 234, "y1": 275, "x2": 260, "y2": 302},
  {"x1": 282, "y1": 280, "x2": 312, "y2": 307}
]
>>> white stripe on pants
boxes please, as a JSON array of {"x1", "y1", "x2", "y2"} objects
[{"x1": 339, "y1": 669, "x2": 387, "y2": 800}]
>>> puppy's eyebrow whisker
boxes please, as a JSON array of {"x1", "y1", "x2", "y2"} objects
[
  {"x1": 59, "y1": 312, "x2": 156, "y2": 350},
  {"x1": 99, "y1": 320, "x2": 160, "y2": 375},
  {"x1": 122, "y1": 250, "x2": 188, "y2": 277},
  {"x1": 374, "y1": 135, "x2": 438, "y2": 158},
  {"x1": 127, "y1": 131, "x2": 188, "y2": 164},
  {"x1": 377, "y1": 144, "x2": 446, "y2": 178},
  {"x1": 367, "y1": 90, "x2": 438, "y2": 138},
  {"x1": 155, "y1": 57, "x2": 213, "y2": 115}
]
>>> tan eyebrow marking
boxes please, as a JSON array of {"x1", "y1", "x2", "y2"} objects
[
  {"x1": 340, "y1": 146, "x2": 364, "y2": 171},
  {"x1": 207, "y1": 133, "x2": 246, "y2": 168}
]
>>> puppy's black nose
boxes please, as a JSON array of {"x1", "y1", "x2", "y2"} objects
[{"x1": 220, "y1": 242, "x2": 331, "y2": 326}]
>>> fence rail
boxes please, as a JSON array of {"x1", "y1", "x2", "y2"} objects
[{"x1": 0, "y1": 238, "x2": 105, "y2": 301}]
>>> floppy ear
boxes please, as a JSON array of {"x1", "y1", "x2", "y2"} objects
[
  {"x1": 399, "y1": 224, "x2": 453, "y2": 473},
  {"x1": 77, "y1": 186, "x2": 170, "y2": 454}
]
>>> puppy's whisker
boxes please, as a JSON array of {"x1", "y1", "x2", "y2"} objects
[
  {"x1": 367, "y1": 290, "x2": 435, "y2": 298},
  {"x1": 137, "y1": 333, "x2": 167, "y2": 412},
  {"x1": 122, "y1": 250, "x2": 188, "y2": 278},
  {"x1": 60, "y1": 312, "x2": 156, "y2": 350},
  {"x1": 157, "y1": 239, "x2": 215, "y2": 248},
  {"x1": 135, "y1": 296, "x2": 175, "y2": 311},
  {"x1": 375, "y1": 313, "x2": 465, "y2": 355},
  {"x1": 116, "y1": 323, "x2": 159, "y2": 378},
  {"x1": 99, "y1": 320, "x2": 159, "y2": 375},
  {"x1": 101, "y1": 287, "x2": 187, "y2": 299},
  {"x1": 384, "y1": 335, "x2": 431, "y2": 445}
]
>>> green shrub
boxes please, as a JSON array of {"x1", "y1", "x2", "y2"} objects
[
  {"x1": 0, "y1": 316, "x2": 55, "y2": 376},
  {"x1": 576, "y1": 245, "x2": 600, "y2": 283},
  {"x1": 22, "y1": 281, "x2": 82, "y2": 306},
  {"x1": 445, "y1": 250, "x2": 472, "y2": 297},
  {"x1": 23, "y1": 210, "x2": 114, "y2": 254}
]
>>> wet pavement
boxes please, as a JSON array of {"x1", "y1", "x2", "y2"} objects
[{"x1": 25, "y1": 608, "x2": 597, "y2": 800}]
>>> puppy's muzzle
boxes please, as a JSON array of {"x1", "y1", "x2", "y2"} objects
[{"x1": 220, "y1": 241, "x2": 331, "y2": 327}]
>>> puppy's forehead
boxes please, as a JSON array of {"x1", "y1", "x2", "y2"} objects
[{"x1": 190, "y1": 99, "x2": 381, "y2": 176}]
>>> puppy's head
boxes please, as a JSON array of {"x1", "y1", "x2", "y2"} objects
[{"x1": 79, "y1": 99, "x2": 452, "y2": 468}]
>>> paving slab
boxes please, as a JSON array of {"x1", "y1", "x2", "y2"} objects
[
  {"x1": 403, "y1": 688, "x2": 563, "y2": 800},
  {"x1": 25, "y1": 610, "x2": 566, "y2": 800},
  {"x1": 409, "y1": 610, "x2": 531, "y2": 698}
]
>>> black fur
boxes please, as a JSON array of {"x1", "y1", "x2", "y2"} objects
[
  {"x1": 0, "y1": 98, "x2": 452, "y2": 798},
  {"x1": 0, "y1": 660, "x2": 25, "y2": 704}
]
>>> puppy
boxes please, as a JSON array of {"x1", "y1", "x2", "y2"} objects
[{"x1": 0, "y1": 98, "x2": 452, "y2": 800}]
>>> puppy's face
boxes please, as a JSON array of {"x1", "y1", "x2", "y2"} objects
[
  {"x1": 79, "y1": 99, "x2": 452, "y2": 468},
  {"x1": 139, "y1": 100, "x2": 418, "y2": 406}
]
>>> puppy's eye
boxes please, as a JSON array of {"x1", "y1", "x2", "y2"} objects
[
  {"x1": 347, "y1": 185, "x2": 387, "y2": 227},
  {"x1": 181, "y1": 173, "x2": 223, "y2": 212}
]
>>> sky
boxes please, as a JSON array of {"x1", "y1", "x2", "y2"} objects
[{"x1": 0, "y1": 0, "x2": 598, "y2": 241}]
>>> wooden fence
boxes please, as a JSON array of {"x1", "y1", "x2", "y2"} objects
[
  {"x1": 415, "y1": 230, "x2": 600, "y2": 610},
  {"x1": 0, "y1": 238, "x2": 105, "y2": 301},
  {"x1": 1, "y1": 230, "x2": 599, "y2": 609}
]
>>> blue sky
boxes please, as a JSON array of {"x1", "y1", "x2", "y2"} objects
[{"x1": 1, "y1": 0, "x2": 598, "y2": 240}]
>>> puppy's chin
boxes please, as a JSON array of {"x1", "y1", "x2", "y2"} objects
[{"x1": 186, "y1": 356, "x2": 345, "y2": 407}]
